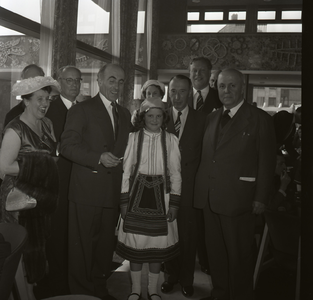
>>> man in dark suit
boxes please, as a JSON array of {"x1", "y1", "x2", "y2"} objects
[
  {"x1": 194, "y1": 69, "x2": 276, "y2": 300},
  {"x1": 3, "y1": 64, "x2": 45, "y2": 128},
  {"x1": 189, "y1": 57, "x2": 222, "y2": 276},
  {"x1": 161, "y1": 75, "x2": 207, "y2": 297},
  {"x1": 44, "y1": 65, "x2": 82, "y2": 296},
  {"x1": 189, "y1": 57, "x2": 222, "y2": 114},
  {"x1": 60, "y1": 64, "x2": 132, "y2": 300}
]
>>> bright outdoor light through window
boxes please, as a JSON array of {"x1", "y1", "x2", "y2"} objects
[
  {"x1": 205, "y1": 12, "x2": 223, "y2": 21},
  {"x1": 258, "y1": 11, "x2": 276, "y2": 20},
  {"x1": 188, "y1": 12, "x2": 200, "y2": 21},
  {"x1": 228, "y1": 11, "x2": 246, "y2": 20},
  {"x1": 282, "y1": 11, "x2": 302, "y2": 20}
]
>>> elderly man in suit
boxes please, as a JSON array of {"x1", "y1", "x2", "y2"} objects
[
  {"x1": 161, "y1": 75, "x2": 207, "y2": 297},
  {"x1": 194, "y1": 69, "x2": 276, "y2": 300},
  {"x1": 60, "y1": 64, "x2": 132, "y2": 300},
  {"x1": 44, "y1": 65, "x2": 82, "y2": 296}
]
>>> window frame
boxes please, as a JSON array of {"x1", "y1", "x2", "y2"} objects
[{"x1": 186, "y1": 5, "x2": 302, "y2": 34}]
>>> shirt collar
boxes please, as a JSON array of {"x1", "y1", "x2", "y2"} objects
[
  {"x1": 224, "y1": 100, "x2": 244, "y2": 118},
  {"x1": 193, "y1": 85, "x2": 210, "y2": 96},
  {"x1": 173, "y1": 105, "x2": 189, "y2": 118},
  {"x1": 60, "y1": 95, "x2": 75, "y2": 110},
  {"x1": 99, "y1": 92, "x2": 116, "y2": 110}
]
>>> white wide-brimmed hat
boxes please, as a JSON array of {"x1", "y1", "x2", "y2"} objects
[{"x1": 11, "y1": 76, "x2": 60, "y2": 96}]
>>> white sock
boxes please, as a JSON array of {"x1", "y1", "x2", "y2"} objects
[
  {"x1": 148, "y1": 271, "x2": 160, "y2": 296},
  {"x1": 130, "y1": 270, "x2": 142, "y2": 296}
]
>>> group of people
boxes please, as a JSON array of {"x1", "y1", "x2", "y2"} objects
[{"x1": 0, "y1": 56, "x2": 281, "y2": 300}]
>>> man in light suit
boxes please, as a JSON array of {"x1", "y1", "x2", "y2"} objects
[
  {"x1": 194, "y1": 69, "x2": 276, "y2": 300},
  {"x1": 161, "y1": 75, "x2": 207, "y2": 297},
  {"x1": 189, "y1": 57, "x2": 222, "y2": 276},
  {"x1": 44, "y1": 65, "x2": 82, "y2": 296},
  {"x1": 60, "y1": 64, "x2": 132, "y2": 300}
]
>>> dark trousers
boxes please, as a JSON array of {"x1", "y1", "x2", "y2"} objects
[
  {"x1": 68, "y1": 201, "x2": 118, "y2": 298},
  {"x1": 45, "y1": 188, "x2": 70, "y2": 295},
  {"x1": 165, "y1": 206, "x2": 199, "y2": 286},
  {"x1": 197, "y1": 210, "x2": 210, "y2": 271},
  {"x1": 203, "y1": 203, "x2": 256, "y2": 300}
]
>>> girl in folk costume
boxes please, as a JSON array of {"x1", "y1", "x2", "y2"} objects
[{"x1": 116, "y1": 98, "x2": 181, "y2": 300}]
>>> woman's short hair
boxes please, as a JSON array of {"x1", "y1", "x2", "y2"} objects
[{"x1": 22, "y1": 86, "x2": 52, "y2": 101}]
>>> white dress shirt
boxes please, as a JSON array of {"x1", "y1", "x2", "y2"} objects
[
  {"x1": 99, "y1": 92, "x2": 117, "y2": 132},
  {"x1": 192, "y1": 85, "x2": 210, "y2": 110},
  {"x1": 60, "y1": 95, "x2": 75, "y2": 110},
  {"x1": 223, "y1": 100, "x2": 244, "y2": 118}
]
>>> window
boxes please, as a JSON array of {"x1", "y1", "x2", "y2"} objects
[
  {"x1": 282, "y1": 10, "x2": 302, "y2": 20},
  {"x1": 253, "y1": 87, "x2": 301, "y2": 115},
  {"x1": 204, "y1": 12, "x2": 223, "y2": 21},
  {"x1": 187, "y1": 5, "x2": 302, "y2": 33},
  {"x1": 228, "y1": 11, "x2": 246, "y2": 20},
  {"x1": 187, "y1": 12, "x2": 200, "y2": 21},
  {"x1": 257, "y1": 24, "x2": 302, "y2": 33},
  {"x1": 136, "y1": 0, "x2": 148, "y2": 68},
  {"x1": 257, "y1": 8, "x2": 302, "y2": 33},
  {"x1": 258, "y1": 11, "x2": 276, "y2": 20},
  {"x1": 77, "y1": 0, "x2": 112, "y2": 54}
]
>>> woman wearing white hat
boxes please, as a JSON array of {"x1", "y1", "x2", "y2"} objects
[{"x1": 0, "y1": 76, "x2": 60, "y2": 286}]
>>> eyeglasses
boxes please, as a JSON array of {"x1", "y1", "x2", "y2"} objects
[
  {"x1": 59, "y1": 78, "x2": 82, "y2": 85},
  {"x1": 48, "y1": 95, "x2": 59, "y2": 101}
]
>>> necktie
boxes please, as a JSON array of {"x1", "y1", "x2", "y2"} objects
[
  {"x1": 111, "y1": 101, "x2": 119, "y2": 139},
  {"x1": 196, "y1": 90, "x2": 204, "y2": 111},
  {"x1": 71, "y1": 100, "x2": 76, "y2": 107},
  {"x1": 174, "y1": 111, "x2": 182, "y2": 137},
  {"x1": 221, "y1": 109, "x2": 231, "y2": 128}
]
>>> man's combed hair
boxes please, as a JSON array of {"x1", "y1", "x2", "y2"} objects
[{"x1": 189, "y1": 57, "x2": 212, "y2": 70}]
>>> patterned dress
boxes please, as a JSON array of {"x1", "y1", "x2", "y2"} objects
[{"x1": 116, "y1": 128, "x2": 181, "y2": 263}]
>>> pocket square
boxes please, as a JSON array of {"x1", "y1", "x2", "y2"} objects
[{"x1": 239, "y1": 177, "x2": 256, "y2": 182}]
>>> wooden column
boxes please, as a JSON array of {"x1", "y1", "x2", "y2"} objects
[
  {"x1": 52, "y1": 0, "x2": 79, "y2": 77},
  {"x1": 149, "y1": 0, "x2": 161, "y2": 80},
  {"x1": 245, "y1": 6, "x2": 258, "y2": 34},
  {"x1": 119, "y1": 0, "x2": 139, "y2": 109}
]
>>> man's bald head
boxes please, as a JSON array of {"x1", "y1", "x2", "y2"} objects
[{"x1": 21, "y1": 64, "x2": 45, "y2": 79}]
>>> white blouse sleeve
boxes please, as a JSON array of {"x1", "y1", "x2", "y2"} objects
[{"x1": 167, "y1": 132, "x2": 182, "y2": 204}]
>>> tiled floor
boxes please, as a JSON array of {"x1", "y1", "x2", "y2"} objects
[
  {"x1": 107, "y1": 257, "x2": 298, "y2": 300},
  {"x1": 32, "y1": 254, "x2": 297, "y2": 300},
  {"x1": 107, "y1": 259, "x2": 213, "y2": 300}
]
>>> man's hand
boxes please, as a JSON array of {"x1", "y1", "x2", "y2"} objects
[
  {"x1": 99, "y1": 152, "x2": 121, "y2": 168},
  {"x1": 252, "y1": 201, "x2": 265, "y2": 215},
  {"x1": 167, "y1": 207, "x2": 178, "y2": 222}
]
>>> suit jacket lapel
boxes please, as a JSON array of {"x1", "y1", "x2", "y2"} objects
[
  {"x1": 93, "y1": 94, "x2": 115, "y2": 143},
  {"x1": 216, "y1": 102, "x2": 250, "y2": 149},
  {"x1": 167, "y1": 107, "x2": 176, "y2": 134},
  {"x1": 113, "y1": 103, "x2": 130, "y2": 156},
  {"x1": 180, "y1": 108, "x2": 194, "y2": 145}
]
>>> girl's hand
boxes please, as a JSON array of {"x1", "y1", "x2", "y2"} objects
[
  {"x1": 120, "y1": 206, "x2": 127, "y2": 220},
  {"x1": 167, "y1": 207, "x2": 178, "y2": 222}
]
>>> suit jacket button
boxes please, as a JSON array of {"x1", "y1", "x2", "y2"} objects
[
  {"x1": 108, "y1": 171, "x2": 111, "y2": 174},
  {"x1": 212, "y1": 160, "x2": 216, "y2": 163}
]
